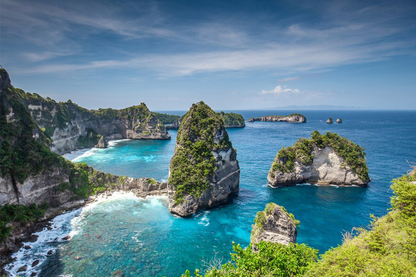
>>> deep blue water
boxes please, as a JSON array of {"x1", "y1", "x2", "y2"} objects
[{"x1": 18, "y1": 110, "x2": 416, "y2": 277}]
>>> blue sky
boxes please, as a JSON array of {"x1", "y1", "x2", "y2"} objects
[{"x1": 1, "y1": 0, "x2": 415, "y2": 110}]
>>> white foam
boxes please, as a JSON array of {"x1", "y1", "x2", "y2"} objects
[
  {"x1": 107, "y1": 139, "x2": 130, "y2": 147},
  {"x1": 197, "y1": 211, "x2": 210, "y2": 226},
  {"x1": 5, "y1": 192, "x2": 147, "y2": 277},
  {"x1": 4, "y1": 208, "x2": 82, "y2": 277},
  {"x1": 63, "y1": 139, "x2": 130, "y2": 161}
]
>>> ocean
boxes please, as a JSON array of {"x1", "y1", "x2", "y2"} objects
[{"x1": 7, "y1": 110, "x2": 416, "y2": 277}]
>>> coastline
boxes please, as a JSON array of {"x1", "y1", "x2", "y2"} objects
[{"x1": 2, "y1": 190, "x2": 169, "y2": 277}]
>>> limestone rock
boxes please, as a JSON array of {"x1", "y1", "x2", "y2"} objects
[
  {"x1": 336, "y1": 118, "x2": 342, "y2": 123},
  {"x1": 95, "y1": 136, "x2": 108, "y2": 148},
  {"x1": 268, "y1": 131, "x2": 370, "y2": 187},
  {"x1": 251, "y1": 203, "x2": 298, "y2": 248},
  {"x1": 326, "y1": 118, "x2": 333, "y2": 124},
  {"x1": 248, "y1": 114, "x2": 306, "y2": 123},
  {"x1": 168, "y1": 102, "x2": 240, "y2": 217}
]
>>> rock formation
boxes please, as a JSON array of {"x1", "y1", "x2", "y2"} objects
[
  {"x1": 326, "y1": 118, "x2": 333, "y2": 124},
  {"x1": 336, "y1": 118, "x2": 342, "y2": 123},
  {"x1": 95, "y1": 136, "x2": 108, "y2": 148},
  {"x1": 167, "y1": 111, "x2": 245, "y2": 129},
  {"x1": 248, "y1": 114, "x2": 306, "y2": 123},
  {"x1": 251, "y1": 203, "x2": 298, "y2": 248},
  {"x1": 268, "y1": 131, "x2": 370, "y2": 187},
  {"x1": 218, "y1": 111, "x2": 245, "y2": 128},
  {"x1": 168, "y1": 102, "x2": 240, "y2": 217},
  {"x1": 15, "y1": 80, "x2": 170, "y2": 154}
]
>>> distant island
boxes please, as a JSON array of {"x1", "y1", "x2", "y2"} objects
[
  {"x1": 166, "y1": 111, "x2": 245, "y2": 129},
  {"x1": 248, "y1": 113, "x2": 307, "y2": 123}
]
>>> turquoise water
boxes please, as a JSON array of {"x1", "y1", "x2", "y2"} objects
[{"x1": 15, "y1": 111, "x2": 416, "y2": 277}]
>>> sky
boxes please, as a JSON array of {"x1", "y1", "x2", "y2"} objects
[{"x1": 1, "y1": 0, "x2": 416, "y2": 110}]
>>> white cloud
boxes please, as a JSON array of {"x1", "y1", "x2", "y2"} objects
[
  {"x1": 278, "y1": 77, "x2": 300, "y2": 82},
  {"x1": 260, "y1": 85, "x2": 300, "y2": 95}
]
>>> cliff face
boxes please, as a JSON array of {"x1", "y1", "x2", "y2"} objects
[
  {"x1": 168, "y1": 102, "x2": 240, "y2": 217},
  {"x1": 251, "y1": 203, "x2": 298, "y2": 248},
  {"x1": 23, "y1": 94, "x2": 170, "y2": 154},
  {"x1": 248, "y1": 114, "x2": 306, "y2": 123},
  {"x1": 268, "y1": 131, "x2": 370, "y2": 187}
]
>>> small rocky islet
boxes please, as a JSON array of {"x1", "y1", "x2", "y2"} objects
[
  {"x1": 248, "y1": 113, "x2": 307, "y2": 123},
  {"x1": 268, "y1": 130, "x2": 370, "y2": 187}
]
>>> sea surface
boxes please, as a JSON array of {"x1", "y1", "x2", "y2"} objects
[{"x1": 7, "y1": 110, "x2": 416, "y2": 277}]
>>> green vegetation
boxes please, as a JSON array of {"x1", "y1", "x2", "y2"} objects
[
  {"x1": 183, "y1": 169, "x2": 416, "y2": 276},
  {"x1": 254, "y1": 203, "x2": 300, "y2": 229},
  {"x1": 0, "y1": 81, "x2": 70, "y2": 183},
  {"x1": 77, "y1": 128, "x2": 101, "y2": 148},
  {"x1": 306, "y1": 169, "x2": 416, "y2": 276},
  {"x1": 153, "y1": 112, "x2": 181, "y2": 124},
  {"x1": 218, "y1": 111, "x2": 245, "y2": 127},
  {"x1": 271, "y1": 131, "x2": 369, "y2": 181},
  {"x1": 169, "y1": 102, "x2": 233, "y2": 203},
  {"x1": 0, "y1": 203, "x2": 48, "y2": 241},
  {"x1": 183, "y1": 242, "x2": 317, "y2": 277}
]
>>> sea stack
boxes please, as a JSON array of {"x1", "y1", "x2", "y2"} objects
[
  {"x1": 336, "y1": 118, "x2": 342, "y2": 123},
  {"x1": 168, "y1": 101, "x2": 240, "y2": 217},
  {"x1": 248, "y1": 113, "x2": 306, "y2": 123},
  {"x1": 251, "y1": 203, "x2": 298, "y2": 249},
  {"x1": 268, "y1": 131, "x2": 370, "y2": 187},
  {"x1": 326, "y1": 118, "x2": 333, "y2": 124},
  {"x1": 95, "y1": 136, "x2": 108, "y2": 148}
]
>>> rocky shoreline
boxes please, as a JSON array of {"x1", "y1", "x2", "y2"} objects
[{"x1": 1, "y1": 184, "x2": 169, "y2": 276}]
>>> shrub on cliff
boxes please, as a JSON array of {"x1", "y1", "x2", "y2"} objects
[{"x1": 183, "y1": 242, "x2": 317, "y2": 277}]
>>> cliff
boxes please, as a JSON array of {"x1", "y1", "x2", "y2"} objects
[
  {"x1": 251, "y1": 203, "x2": 298, "y2": 248},
  {"x1": 13, "y1": 79, "x2": 169, "y2": 154},
  {"x1": 168, "y1": 102, "x2": 240, "y2": 217},
  {"x1": 307, "y1": 168, "x2": 416, "y2": 276},
  {"x1": 166, "y1": 111, "x2": 245, "y2": 130},
  {"x1": 248, "y1": 113, "x2": 307, "y2": 123},
  {"x1": 268, "y1": 131, "x2": 370, "y2": 187},
  {"x1": 0, "y1": 69, "x2": 168, "y2": 273}
]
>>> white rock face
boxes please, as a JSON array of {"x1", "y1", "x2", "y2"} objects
[
  {"x1": 251, "y1": 203, "x2": 297, "y2": 248},
  {"x1": 268, "y1": 146, "x2": 368, "y2": 187}
]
